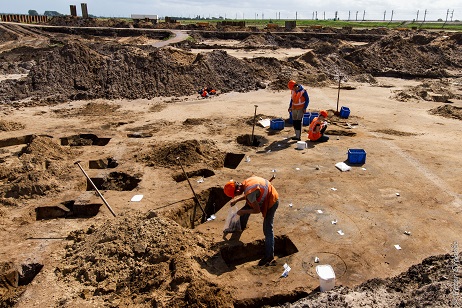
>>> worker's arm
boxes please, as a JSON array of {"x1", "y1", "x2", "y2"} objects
[
  {"x1": 237, "y1": 200, "x2": 261, "y2": 215},
  {"x1": 230, "y1": 194, "x2": 246, "y2": 206}
]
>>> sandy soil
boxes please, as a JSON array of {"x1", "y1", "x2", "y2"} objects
[{"x1": 0, "y1": 19, "x2": 462, "y2": 307}]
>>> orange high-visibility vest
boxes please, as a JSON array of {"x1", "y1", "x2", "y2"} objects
[
  {"x1": 308, "y1": 117, "x2": 323, "y2": 140},
  {"x1": 242, "y1": 176, "x2": 279, "y2": 218},
  {"x1": 291, "y1": 89, "x2": 306, "y2": 110}
]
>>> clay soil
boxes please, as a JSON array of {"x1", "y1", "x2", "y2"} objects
[{"x1": 0, "y1": 20, "x2": 462, "y2": 307}]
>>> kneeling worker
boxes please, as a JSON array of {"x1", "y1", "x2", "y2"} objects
[
  {"x1": 223, "y1": 175, "x2": 279, "y2": 266},
  {"x1": 308, "y1": 110, "x2": 329, "y2": 142}
]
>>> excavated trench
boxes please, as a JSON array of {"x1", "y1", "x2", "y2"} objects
[
  {"x1": 87, "y1": 172, "x2": 141, "y2": 191},
  {"x1": 35, "y1": 200, "x2": 102, "y2": 220},
  {"x1": 223, "y1": 152, "x2": 245, "y2": 169},
  {"x1": 60, "y1": 134, "x2": 111, "y2": 146},
  {"x1": 172, "y1": 168, "x2": 215, "y2": 182},
  {"x1": 236, "y1": 134, "x2": 268, "y2": 147},
  {"x1": 167, "y1": 186, "x2": 231, "y2": 229},
  {"x1": 88, "y1": 158, "x2": 119, "y2": 169}
]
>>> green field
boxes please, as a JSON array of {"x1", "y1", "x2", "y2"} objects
[{"x1": 176, "y1": 18, "x2": 462, "y2": 31}]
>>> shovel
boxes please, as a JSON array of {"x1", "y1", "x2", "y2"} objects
[{"x1": 250, "y1": 104, "x2": 259, "y2": 146}]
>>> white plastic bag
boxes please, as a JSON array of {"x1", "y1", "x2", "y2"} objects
[
  {"x1": 335, "y1": 162, "x2": 351, "y2": 172},
  {"x1": 223, "y1": 206, "x2": 241, "y2": 233}
]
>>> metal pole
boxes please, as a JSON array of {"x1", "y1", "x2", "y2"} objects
[
  {"x1": 336, "y1": 76, "x2": 342, "y2": 113},
  {"x1": 74, "y1": 161, "x2": 116, "y2": 217}
]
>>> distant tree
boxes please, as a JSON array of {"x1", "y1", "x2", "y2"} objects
[
  {"x1": 28, "y1": 10, "x2": 39, "y2": 16},
  {"x1": 44, "y1": 11, "x2": 63, "y2": 17}
]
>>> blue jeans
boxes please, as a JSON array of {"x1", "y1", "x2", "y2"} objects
[
  {"x1": 240, "y1": 200, "x2": 279, "y2": 259},
  {"x1": 264, "y1": 200, "x2": 278, "y2": 259}
]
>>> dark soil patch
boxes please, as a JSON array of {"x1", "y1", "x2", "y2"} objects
[
  {"x1": 430, "y1": 105, "x2": 462, "y2": 120},
  {"x1": 373, "y1": 129, "x2": 419, "y2": 136}
]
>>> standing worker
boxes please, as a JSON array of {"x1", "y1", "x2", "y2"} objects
[
  {"x1": 223, "y1": 175, "x2": 279, "y2": 266},
  {"x1": 308, "y1": 110, "x2": 329, "y2": 142},
  {"x1": 288, "y1": 80, "x2": 310, "y2": 141}
]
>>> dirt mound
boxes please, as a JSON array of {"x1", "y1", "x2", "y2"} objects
[
  {"x1": 57, "y1": 210, "x2": 233, "y2": 307},
  {"x1": 392, "y1": 80, "x2": 462, "y2": 102},
  {"x1": 275, "y1": 253, "x2": 459, "y2": 307},
  {"x1": 430, "y1": 104, "x2": 462, "y2": 120},
  {"x1": 344, "y1": 31, "x2": 461, "y2": 78},
  {"x1": 136, "y1": 139, "x2": 225, "y2": 169},
  {"x1": 0, "y1": 136, "x2": 81, "y2": 201},
  {"x1": 47, "y1": 16, "x2": 131, "y2": 28},
  {"x1": 0, "y1": 120, "x2": 25, "y2": 131},
  {"x1": 237, "y1": 33, "x2": 278, "y2": 48},
  {"x1": 0, "y1": 42, "x2": 270, "y2": 103},
  {"x1": 52, "y1": 101, "x2": 121, "y2": 118}
]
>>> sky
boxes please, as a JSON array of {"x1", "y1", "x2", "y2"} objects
[{"x1": 1, "y1": 0, "x2": 461, "y2": 22}]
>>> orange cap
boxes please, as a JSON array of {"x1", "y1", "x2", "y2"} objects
[
  {"x1": 320, "y1": 110, "x2": 328, "y2": 118},
  {"x1": 224, "y1": 180, "x2": 236, "y2": 198},
  {"x1": 288, "y1": 80, "x2": 296, "y2": 90}
]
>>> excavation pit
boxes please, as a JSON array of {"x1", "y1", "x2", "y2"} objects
[
  {"x1": 0, "y1": 135, "x2": 34, "y2": 148},
  {"x1": 223, "y1": 153, "x2": 245, "y2": 169},
  {"x1": 172, "y1": 168, "x2": 215, "y2": 182},
  {"x1": 35, "y1": 201, "x2": 102, "y2": 220},
  {"x1": 236, "y1": 134, "x2": 267, "y2": 147},
  {"x1": 87, "y1": 172, "x2": 141, "y2": 191},
  {"x1": 0, "y1": 262, "x2": 43, "y2": 288},
  {"x1": 89, "y1": 157, "x2": 119, "y2": 169},
  {"x1": 166, "y1": 186, "x2": 231, "y2": 229},
  {"x1": 60, "y1": 134, "x2": 111, "y2": 146},
  {"x1": 220, "y1": 235, "x2": 298, "y2": 267}
]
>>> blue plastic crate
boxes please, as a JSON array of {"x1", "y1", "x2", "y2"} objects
[
  {"x1": 348, "y1": 149, "x2": 366, "y2": 164},
  {"x1": 302, "y1": 113, "x2": 311, "y2": 126},
  {"x1": 340, "y1": 106, "x2": 350, "y2": 119},
  {"x1": 270, "y1": 119, "x2": 285, "y2": 130},
  {"x1": 309, "y1": 112, "x2": 319, "y2": 124}
]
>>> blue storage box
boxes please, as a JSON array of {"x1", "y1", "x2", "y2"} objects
[
  {"x1": 309, "y1": 112, "x2": 319, "y2": 124},
  {"x1": 302, "y1": 113, "x2": 311, "y2": 126},
  {"x1": 340, "y1": 106, "x2": 350, "y2": 119},
  {"x1": 348, "y1": 149, "x2": 366, "y2": 164},
  {"x1": 270, "y1": 119, "x2": 285, "y2": 130}
]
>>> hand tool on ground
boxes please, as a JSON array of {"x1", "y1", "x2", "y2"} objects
[
  {"x1": 251, "y1": 104, "x2": 259, "y2": 146},
  {"x1": 74, "y1": 161, "x2": 117, "y2": 217},
  {"x1": 176, "y1": 157, "x2": 207, "y2": 228}
]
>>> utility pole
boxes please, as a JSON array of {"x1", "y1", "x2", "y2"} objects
[
  {"x1": 355, "y1": 11, "x2": 358, "y2": 21},
  {"x1": 383, "y1": 10, "x2": 386, "y2": 21},
  {"x1": 316, "y1": 11, "x2": 318, "y2": 20},
  {"x1": 362, "y1": 10, "x2": 365, "y2": 21},
  {"x1": 390, "y1": 10, "x2": 394, "y2": 21},
  {"x1": 416, "y1": 10, "x2": 419, "y2": 21},
  {"x1": 443, "y1": 9, "x2": 449, "y2": 28},
  {"x1": 348, "y1": 11, "x2": 350, "y2": 21},
  {"x1": 323, "y1": 11, "x2": 325, "y2": 20},
  {"x1": 450, "y1": 10, "x2": 454, "y2": 22},
  {"x1": 296, "y1": 11, "x2": 297, "y2": 20},
  {"x1": 312, "y1": 11, "x2": 314, "y2": 20}
]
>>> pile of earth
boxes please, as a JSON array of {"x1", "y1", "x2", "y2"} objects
[
  {"x1": 47, "y1": 16, "x2": 132, "y2": 28},
  {"x1": 135, "y1": 139, "x2": 225, "y2": 169},
  {"x1": 344, "y1": 32, "x2": 462, "y2": 78},
  {"x1": 392, "y1": 79, "x2": 462, "y2": 103},
  {"x1": 0, "y1": 135, "x2": 81, "y2": 205},
  {"x1": 430, "y1": 104, "x2": 462, "y2": 120},
  {"x1": 273, "y1": 252, "x2": 460, "y2": 308},
  {"x1": 0, "y1": 120, "x2": 24, "y2": 131},
  {"x1": 1, "y1": 27, "x2": 461, "y2": 104},
  {"x1": 0, "y1": 210, "x2": 232, "y2": 307}
]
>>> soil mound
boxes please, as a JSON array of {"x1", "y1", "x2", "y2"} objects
[
  {"x1": 392, "y1": 80, "x2": 462, "y2": 102},
  {"x1": 0, "y1": 42, "x2": 268, "y2": 103},
  {"x1": 430, "y1": 104, "x2": 462, "y2": 120},
  {"x1": 275, "y1": 253, "x2": 459, "y2": 307},
  {"x1": 0, "y1": 136, "x2": 81, "y2": 202},
  {"x1": 57, "y1": 210, "x2": 233, "y2": 307},
  {"x1": 136, "y1": 139, "x2": 225, "y2": 169},
  {"x1": 0, "y1": 120, "x2": 25, "y2": 131},
  {"x1": 344, "y1": 32, "x2": 461, "y2": 78}
]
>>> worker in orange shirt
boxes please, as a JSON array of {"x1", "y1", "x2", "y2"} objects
[
  {"x1": 308, "y1": 110, "x2": 329, "y2": 142},
  {"x1": 288, "y1": 80, "x2": 309, "y2": 141},
  {"x1": 223, "y1": 175, "x2": 278, "y2": 266}
]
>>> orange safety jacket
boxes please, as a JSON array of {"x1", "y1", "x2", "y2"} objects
[
  {"x1": 242, "y1": 176, "x2": 279, "y2": 218},
  {"x1": 308, "y1": 117, "x2": 325, "y2": 140},
  {"x1": 290, "y1": 89, "x2": 308, "y2": 110}
]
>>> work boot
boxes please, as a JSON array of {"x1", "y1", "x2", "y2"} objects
[{"x1": 258, "y1": 256, "x2": 274, "y2": 266}]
